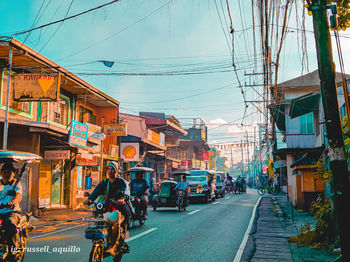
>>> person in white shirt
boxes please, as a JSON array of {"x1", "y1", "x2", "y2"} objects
[{"x1": 0, "y1": 162, "x2": 22, "y2": 247}]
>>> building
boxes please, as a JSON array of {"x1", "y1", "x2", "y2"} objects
[
  {"x1": 270, "y1": 70, "x2": 350, "y2": 209},
  {"x1": 0, "y1": 38, "x2": 120, "y2": 214},
  {"x1": 119, "y1": 112, "x2": 187, "y2": 181}
]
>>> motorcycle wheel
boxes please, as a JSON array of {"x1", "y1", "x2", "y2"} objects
[
  {"x1": 17, "y1": 234, "x2": 27, "y2": 262},
  {"x1": 89, "y1": 244, "x2": 103, "y2": 262},
  {"x1": 128, "y1": 219, "x2": 134, "y2": 229},
  {"x1": 257, "y1": 188, "x2": 266, "y2": 195},
  {"x1": 113, "y1": 253, "x2": 123, "y2": 262},
  {"x1": 139, "y1": 218, "x2": 145, "y2": 225}
]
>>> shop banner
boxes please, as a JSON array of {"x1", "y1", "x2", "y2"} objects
[
  {"x1": 104, "y1": 123, "x2": 127, "y2": 136},
  {"x1": 44, "y1": 150, "x2": 70, "y2": 160},
  {"x1": 147, "y1": 130, "x2": 165, "y2": 146},
  {"x1": 120, "y1": 143, "x2": 139, "y2": 161},
  {"x1": 76, "y1": 154, "x2": 99, "y2": 166},
  {"x1": 109, "y1": 145, "x2": 119, "y2": 159},
  {"x1": 86, "y1": 123, "x2": 105, "y2": 141},
  {"x1": 13, "y1": 73, "x2": 60, "y2": 101},
  {"x1": 69, "y1": 120, "x2": 89, "y2": 147}
]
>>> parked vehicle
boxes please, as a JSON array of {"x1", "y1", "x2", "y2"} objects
[
  {"x1": 187, "y1": 170, "x2": 216, "y2": 202},
  {"x1": 152, "y1": 180, "x2": 178, "y2": 211},
  {"x1": 215, "y1": 172, "x2": 225, "y2": 198},
  {"x1": 0, "y1": 151, "x2": 41, "y2": 262},
  {"x1": 84, "y1": 196, "x2": 128, "y2": 262}
]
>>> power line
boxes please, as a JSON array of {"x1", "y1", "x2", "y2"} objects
[{"x1": 1, "y1": 0, "x2": 121, "y2": 39}]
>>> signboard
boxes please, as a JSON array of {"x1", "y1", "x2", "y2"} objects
[
  {"x1": 38, "y1": 161, "x2": 51, "y2": 207},
  {"x1": 13, "y1": 73, "x2": 60, "y2": 101},
  {"x1": 86, "y1": 123, "x2": 105, "y2": 141},
  {"x1": 76, "y1": 154, "x2": 99, "y2": 166},
  {"x1": 69, "y1": 120, "x2": 88, "y2": 147},
  {"x1": 44, "y1": 150, "x2": 70, "y2": 160},
  {"x1": 104, "y1": 123, "x2": 127, "y2": 136},
  {"x1": 109, "y1": 145, "x2": 119, "y2": 159},
  {"x1": 147, "y1": 130, "x2": 165, "y2": 146},
  {"x1": 91, "y1": 171, "x2": 100, "y2": 186},
  {"x1": 77, "y1": 166, "x2": 83, "y2": 189},
  {"x1": 120, "y1": 143, "x2": 139, "y2": 161}
]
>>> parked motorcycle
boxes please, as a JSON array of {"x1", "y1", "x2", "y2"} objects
[
  {"x1": 84, "y1": 196, "x2": 129, "y2": 262},
  {"x1": 127, "y1": 195, "x2": 146, "y2": 228},
  {"x1": 0, "y1": 204, "x2": 33, "y2": 262}
]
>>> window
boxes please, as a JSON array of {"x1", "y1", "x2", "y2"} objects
[
  {"x1": 41, "y1": 94, "x2": 70, "y2": 126},
  {"x1": 78, "y1": 106, "x2": 96, "y2": 125},
  {"x1": 299, "y1": 112, "x2": 314, "y2": 134},
  {"x1": 48, "y1": 98, "x2": 69, "y2": 126},
  {"x1": 1, "y1": 71, "x2": 31, "y2": 115}
]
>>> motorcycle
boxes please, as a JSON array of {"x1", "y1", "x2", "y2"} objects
[
  {"x1": 127, "y1": 195, "x2": 146, "y2": 228},
  {"x1": 176, "y1": 189, "x2": 187, "y2": 212},
  {"x1": 0, "y1": 205, "x2": 34, "y2": 262},
  {"x1": 84, "y1": 196, "x2": 129, "y2": 262},
  {"x1": 0, "y1": 151, "x2": 41, "y2": 262}
]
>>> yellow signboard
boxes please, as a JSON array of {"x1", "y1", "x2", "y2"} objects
[
  {"x1": 104, "y1": 123, "x2": 127, "y2": 136},
  {"x1": 13, "y1": 73, "x2": 60, "y2": 101},
  {"x1": 38, "y1": 161, "x2": 51, "y2": 207}
]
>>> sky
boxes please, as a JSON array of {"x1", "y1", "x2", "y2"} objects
[{"x1": 2, "y1": 0, "x2": 350, "y2": 164}]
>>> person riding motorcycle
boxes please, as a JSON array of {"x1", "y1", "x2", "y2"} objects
[
  {"x1": 83, "y1": 161, "x2": 130, "y2": 256},
  {"x1": 0, "y1": 163, "x2": 22, "y2": 248},
  {"x1": 174, "y1": 175, "x2": 189, "y2": 205},
  {"x1": 129, "y1": 172, "x2": 149, "y2": 220},
  {"x1": 236, "y1": 175, "x2": 243, "y2": 192}
]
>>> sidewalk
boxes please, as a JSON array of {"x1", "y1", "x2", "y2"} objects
[
  {"x1": 241, "y1": 194, "x2": 340, "y2": 262},
  {"x1": 30, "y1": 209, "x2": 92, "y2": 228}
]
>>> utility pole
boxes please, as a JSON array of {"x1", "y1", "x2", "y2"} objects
[
  {"x1": 3, "y1": 48, "x2": 12, "y2": 151},
  {"x1": 311, "y1": 0, "x2": 350, "y2": 259},
  {"x1": 240, "y1": 139, "x2": 244, "y2": 176}
]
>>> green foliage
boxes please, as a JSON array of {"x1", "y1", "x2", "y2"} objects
[
  {"x1": 289, "y1": 194, "x2": 337, "y2": 250},
  {"x1": 305, "y1": 0, "x2": 350, "y2": 30},
  {"x1": 312, "y1": 159, "x2": 332, "y2": 183}
]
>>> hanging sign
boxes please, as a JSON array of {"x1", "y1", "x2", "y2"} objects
[
  {"x1": 104, "y1": 123, "x2": 127, "y2": 136},
  {"x1": 13, "y1": 73, "x2": 60, "y2": 101},
  {"x1": 44, "y1": 150, "x2": 70, "y2": 160},
  {"x1": 120, "y1": 143, "x2": 139, "y2": 161},
  {"x1": 69, "y1": 120, "x2": 89, "y2": 147}
]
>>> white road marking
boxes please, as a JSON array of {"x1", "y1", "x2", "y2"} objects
[
  {"x1": 187, "y1": 209, "x2": 200, "y2": 215},
  {"x1": 31, "y1": 223, "x2": 88, "y2": 239},
  {"x1": 126, "y1": 228, "x2": 158, "y2": 242},
  {"x1": 213, "y1": 202, "x2": 220, "y2": 205},
  {"x1": 225, "y1": 197, "x2": 230, "y2": 199},
  {"x1": 233, "y1": 197, "x2": 262, "y2": 262}
]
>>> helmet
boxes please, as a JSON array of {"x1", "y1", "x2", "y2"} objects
[
  {"x1": 106, "y1": 161, "x2": 119, "y2": 172},
  {"x1": 1, "y1": 162, "x2": 16, "y2": 173}
]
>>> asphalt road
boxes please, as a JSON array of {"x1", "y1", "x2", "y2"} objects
[{"x1": 25, "y1": 190, "x2": 260, "y2": 262}]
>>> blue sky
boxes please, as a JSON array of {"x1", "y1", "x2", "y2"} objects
[{"x1": 2, "y1": 0, "x2": 349, "y2": 155}]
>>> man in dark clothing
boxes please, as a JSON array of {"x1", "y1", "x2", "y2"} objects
[
  {"x1": 84, "y1": 161, "x2": 130, "y2": 255},
  {"x1": 129, "y1": 172, "x2": 149, "y2": 219}
]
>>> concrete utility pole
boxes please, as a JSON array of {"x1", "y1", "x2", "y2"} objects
[
  {"x1": 3, "y1": 48, "x2": 12, "y2": 151},
  {"x1": 311, "y1": 0, "x2": 350, "y2": 259}
]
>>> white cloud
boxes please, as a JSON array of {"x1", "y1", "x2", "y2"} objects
[{"x1": 209, "y1": 118, "x2": 227, "y2": 128}]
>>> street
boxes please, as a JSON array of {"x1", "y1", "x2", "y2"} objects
[{"x1": 25, "y1": 190, "x2": 259, "y2": 262}]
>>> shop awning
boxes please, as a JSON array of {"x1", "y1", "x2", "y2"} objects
[
  {"x1": 268, "y1": 104, "x2": 286, "y2": 132},
  {"x1": 289, "y1": 91, "x2": 320, "y2": 119},
  {"x1": 290, "y1": 146, "x2": 324, "y2": 170}
]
